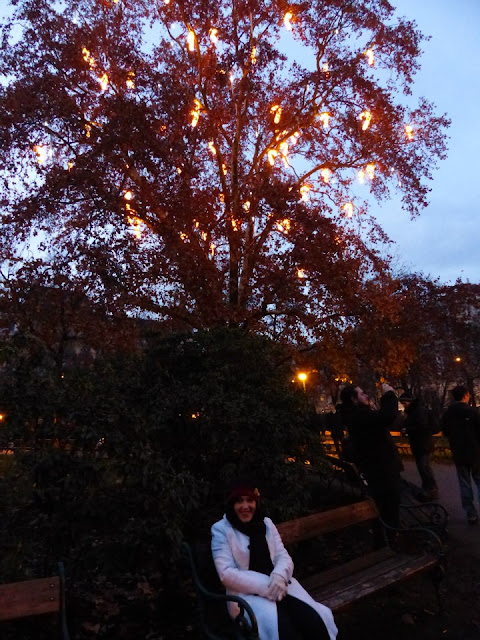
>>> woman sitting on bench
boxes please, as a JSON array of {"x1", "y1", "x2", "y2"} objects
[{"x1": 211, "y1": 481, "x2": 338, "y2": 640}]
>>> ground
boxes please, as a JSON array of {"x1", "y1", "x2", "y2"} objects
[{"x1": 335, "y1": 540, "x2": 480, "y2": 640}]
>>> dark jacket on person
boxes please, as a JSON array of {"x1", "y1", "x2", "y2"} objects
[
  {"x1": 442, "y1": 401, "x2": 480, "y2": 467},
  {"x1": 340, "y1": 391, "x2": 403, "y2": 487},
  {"x1": 403, "y1": 399, "x2": 434, "y2": 456}
]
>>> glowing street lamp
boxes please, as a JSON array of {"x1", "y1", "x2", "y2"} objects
[{"x1": 297, "y1": 372, "x2": 308, "y2": 391}]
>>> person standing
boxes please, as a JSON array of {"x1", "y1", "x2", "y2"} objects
[
  {"x1": 442, "y1": 385, "x2": 480, "y2": 525},
  {"x1": 399, "y1": 392, "x2": 439, "y2": 501},
  {"x1": 211, "y1": 481, "x2": 338, "y2": 640},
  {"x1": 339, "y1": 384, "x2": 403, "y2": 527}
]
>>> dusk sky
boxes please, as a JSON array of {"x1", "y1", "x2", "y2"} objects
[{"x1": 374, "y1": 0, "x2": 480, "y2": 284}]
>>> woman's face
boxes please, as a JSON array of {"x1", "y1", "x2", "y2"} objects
[{"x1": 233, "y1": 495, "x2": 257, "y2": 523}]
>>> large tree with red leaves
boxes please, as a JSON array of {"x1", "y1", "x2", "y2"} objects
[{"x1": 0, "y1": 0, "x2": 449, "y2": 340}]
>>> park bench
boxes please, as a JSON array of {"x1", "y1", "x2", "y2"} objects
[
  {"x1": 185, "y1": 497, "x2": 447, "y2": 639},
  {"x1": 0, "y1": 562, "x2": 70, "y2": 639}
]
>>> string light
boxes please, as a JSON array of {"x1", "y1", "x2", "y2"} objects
[
  {"x1": 284, "y1": 11, "x2": 293, "y2": 31},
  {"x1": 267, "y1": 149, "x2": 278, "y2": 165},
  {"x1": 366, "y1": 162, "x2": 375, "y2": 180},
  {"x1": 279, "y1": 141, "x2": 290, "y2": 166},
  {"x1": 405, "y1": 125, "x2": 414, "y2": 140},
  {"x1": 243, "y1": 201, "x2": 251, "y2": 212},
  {"x1": 320, "y1": 168, "x2": 331, "y2": 184},
  {"x1": 270, "y1": 104, "x2": 282, "y2": 124},
  {"x1": 187, "y1": 29, "x2": 196, "y2": 52},
  {"x1": 250, "y1": 46, "x2": 257, "y2": 65},
  {"x1": 82, "y1": 47, "x2": 95, "y2": 69},
  {"x1": 33, "y1": 144, "x2": 49, "y2": 165},
  {"x1": 127, "y1": 215, "x2": 142, "y2": 238},
  {"x1": 277, "y1": 219, "x2": 291, "y2": 233},
  {"x1": 208, "y1": 141, "x2": 217, "y2": 155},
  {"x1": 318, "y1": 111, "x2": 331, "y2": 129},
  {"x1": 209, "y1": 28, "x2": 218, "y2": 45},
  {"x1": 191, "y1": 98, "x2": 202, "y2": 127},
  {"x1": 300, "y1": 183, "x2": 311, "y2": 201},
  {"x1": 297, "y1": 269, "x2": 306, "y2": 279},
  {"x1": 359, "y1": 110, "x2": 372, "y2": 131},
  {"x1": 365, "y1": 48, "x2": 375, "y2": 66},
  {"x1": 342, "y1": 202, "x2": 354, "y2": 218},
  {"x1": 126, "y1": 71, "x2": 135, "y2": 89},
  {"x1": 98, "y1": 72, "x2": 109, "y2": 92}
]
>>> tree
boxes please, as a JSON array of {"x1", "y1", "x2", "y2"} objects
[{"x1": 0, "y1": 0, "x2": 449, "y2": 339}]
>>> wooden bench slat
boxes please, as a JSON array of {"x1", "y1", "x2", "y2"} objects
[
  {"x1": 277, "y1": 499, "x2": 379, "y2": 545},
  {"x1": 0, "y1": 576, "x2": 61, "y2": 621},
  {"x1": 308, "y1": 553, "x2": 439, "y2": 613},
  {"x1": 300, "y1": 547, "x2": 395, "y2": 593}
]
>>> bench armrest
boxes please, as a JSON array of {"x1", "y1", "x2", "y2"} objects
[
  {"x1": 399, "y1": 502, "x2": 448, "y2": 539},
  {"x1": 182, "y1": 542, "x2": 259, "y2": 640},
  {"x1": 379, "y1": 518, "x2": 445, "y2": 559}
]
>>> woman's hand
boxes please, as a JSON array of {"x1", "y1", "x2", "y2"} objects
[{"x1": 266, "y1": 573, "x2": 288, "y2": 601}]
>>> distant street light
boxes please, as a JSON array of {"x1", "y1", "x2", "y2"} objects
[
  {"x1": 454, "y1": 356, "x2": 462, "y2": 362},
  {"x1": 297, "y1": 372, "x2": 308, "y2": 391}
]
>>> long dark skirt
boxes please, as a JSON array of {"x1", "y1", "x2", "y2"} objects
[{"x1": 277, "y1": 595, "x2": 330, "y2": 640}]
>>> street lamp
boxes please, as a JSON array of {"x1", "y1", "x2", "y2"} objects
[{"x1": 297, "y1": 372, "x2": 308, "y2": 391}]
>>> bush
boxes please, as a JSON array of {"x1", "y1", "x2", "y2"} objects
[{"x1": 0, "y1": 327, "x2": 324, "y2": 638}]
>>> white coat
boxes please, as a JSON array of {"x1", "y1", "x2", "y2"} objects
[{"x1": 211, "y1": 515, "x2": 338, "y2": 640}]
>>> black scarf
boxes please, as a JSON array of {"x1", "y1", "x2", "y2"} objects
[{"x1": 226, "y1": 509, "x2": 274, "y2": 575}]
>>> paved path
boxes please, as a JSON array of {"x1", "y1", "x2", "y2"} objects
[{"x1": 402, "y1": 459, "x2": 480, "y2": 557}]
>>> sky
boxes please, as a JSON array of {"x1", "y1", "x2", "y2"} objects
[{"x1": 372, "y1": 0, "x2": 480, "y2": 284}]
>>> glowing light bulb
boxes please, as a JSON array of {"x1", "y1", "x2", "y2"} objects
[
  {"x1": 82, "y1": 47, "x2": 96, "y2": 69},
  {"x1": 33, "y1": 144, "x2": 49, "y2": 165},
  {"x1": 342, "y1": 202, "x2": 354, "y2": 218},
  {"x1": 300, "y1": 183, "x2": 311, "y2": 201},
  {"x1": 187, "y1": 29, "x2": 196, "y2": 52},
  {"x1": 405, "y1": 124, "x2": 414, "y2": 140},
  {"x1": 126, "y1": 71, "x2": 135, "y2": 89},
  {"x1": 209, "y1": 28, "x2": 218, "y2": 44},
  {"x1": 365, "y1": 48, "x2": 375, "y2": 66},
  {"x1": 98, "y1": 72, "x2": 109, "y2": 92},
  {"x1": 250, "y1": 46, "x2": 257, "y2": 65},
  {"x1": 318, "y1": 111, "x2": 331, "y2": 129},
  {"x1": 208, "y1": 141, "x2": 217, "y2": 155},
  {"x1": 320, "y1": 168, "x2": 331, "y2": 184},
  {"x1": 284, "y1": 11, "x2": 293, "y2": 31},
  {"x1": 270, "y1": 104, "x2": 282, "y2": 124},
  {"x1": 359, "y1": 110, "x2": 372, "y2": 131},
  {"x1": 366, "y1": 162, "x2": 375, "y2": 180},
  {"x1": 191, "y1": 98, "x2": 202, "y2": 127},
  {"x1": 277, "y1": 219, "x2": 291, "y2": 233},
  {"x1": 267, "y1": 149, "x2": 278, "y2": 165}
]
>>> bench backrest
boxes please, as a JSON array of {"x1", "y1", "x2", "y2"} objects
[
  {"x1": 277, "y1": 499, "x2": 379, "y2": 545},
  {"x1": 0, "y1": 576, "x2": 61, "y2": 621}
]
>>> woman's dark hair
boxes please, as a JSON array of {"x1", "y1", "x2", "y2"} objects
[{"x1": 340, "y1": 384, "x2": 357, "y2": 407}]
